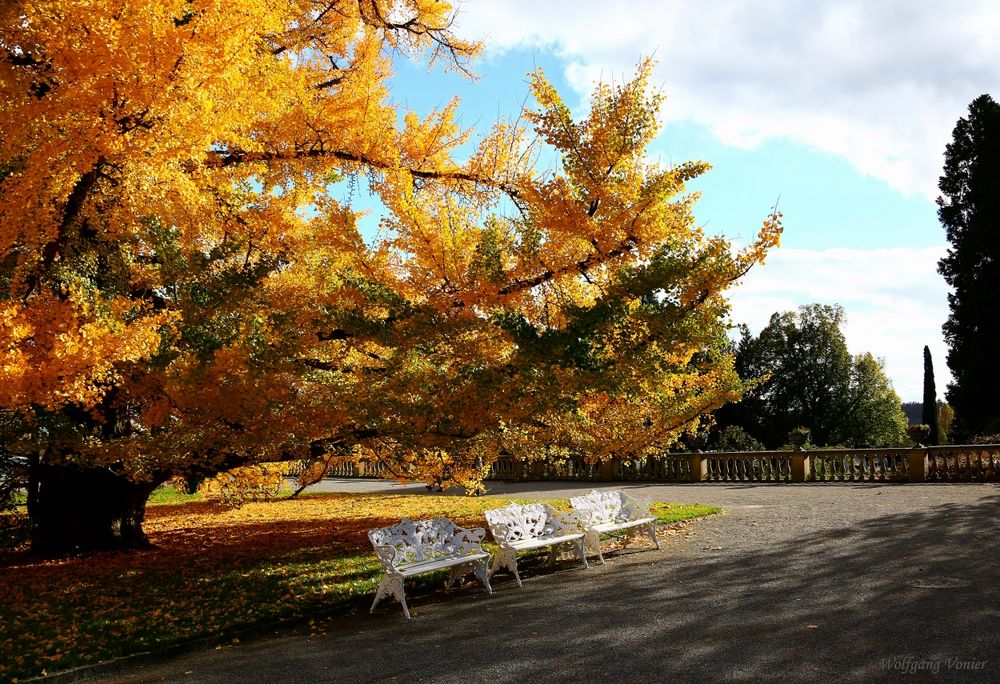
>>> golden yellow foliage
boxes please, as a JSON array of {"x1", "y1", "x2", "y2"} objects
[
  {"x1": 1, "y1": 2, "x2": 778, "y2": 544},
  {"x1": 196, "y1": 462, "x2": 295, "y2": 505}
]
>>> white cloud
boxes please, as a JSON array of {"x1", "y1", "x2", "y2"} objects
[
  {"x1": 727, "y1": 246, "x2": 951, "y2": 401},
  {"x1": 454, "y1": 0, "x2": 1000, "y2": 200}
]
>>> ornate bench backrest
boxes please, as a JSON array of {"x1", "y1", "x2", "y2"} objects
[
  {"x1": 484, "y1": 502, "x2": 560, "y2": 544},
  {"x1": 570, "y1": 490, "x2": 646, "y2": 525},
  {"x1": 368, "y1": 518, "x2": 484, "y2": 570}
]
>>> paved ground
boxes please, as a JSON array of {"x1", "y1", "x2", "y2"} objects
[{"x1": 99, "y1": 481, "x2": 1000, "y2": 683}]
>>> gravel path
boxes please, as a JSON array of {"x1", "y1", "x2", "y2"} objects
[{"x1": 98, "y1": 481, "x2": 1000, "y2": 683}]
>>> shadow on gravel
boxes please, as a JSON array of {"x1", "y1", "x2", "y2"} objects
[
  {"x1": 562, "y1": 495, "x2": 1000, "y2": 680},
  {"x1": 328, "y1": 493, "x2": 1000, "y2": 683}
]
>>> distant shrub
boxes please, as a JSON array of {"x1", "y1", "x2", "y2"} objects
[{"x1": 710, "y1": 425, "x2": 765, "y2": 452}]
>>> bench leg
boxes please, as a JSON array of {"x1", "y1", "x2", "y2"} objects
[
  {"x1": 648, "y1": 521, "x2": 660, "y2": 549},
  {"x1": 546, "y1": 545, "x2": 558, "y2": 566},
  {"x1": 621, "y1": 527, "x2": 634, "y2": 549},
  {"x1": 398, "y1": 589, "x2": 411, "y2": 619},
  {"x1": 371, "y1": 573, "x2": 409, "y2": 619},
  {"x1": 584, "y1": 530, "x2": 605, "y2": 564},
  {"x1": 490, "y1": 547, "x2": 522, "y2": 588},
  {"x1": 473, "y1": 556, "x2": 493, "y2": 595},
  {"x1": 544, "y1": 541, "x2": 578, "y2": 565},
  {"x1": 445, "y1": 563, "x2": 466, "y2": 591},
  {"x1": 574, "y1": 535, "x2": 589, "y2": 569}
]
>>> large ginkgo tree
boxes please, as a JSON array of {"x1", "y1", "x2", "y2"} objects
[{"x1": 0, "y1": 0, "x2": 780, "y2": 553}]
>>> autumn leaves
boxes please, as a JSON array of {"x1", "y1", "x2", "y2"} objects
[{"x1": 0, "y1": 1, "x2": 781, "y2": 542}]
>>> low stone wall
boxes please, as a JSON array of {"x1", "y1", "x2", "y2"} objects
[
  {"x1": 486, "y1": 445, "x2": 1000, "y2": 483},
  {"x1": 303, "y1": 445, "x2": 1000, "y2": 484}
]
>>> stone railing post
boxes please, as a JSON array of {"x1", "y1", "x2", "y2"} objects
[
  {"x1": 688, "y1": 454, "x2": 708, "y2": 482},
  {"x1": 907, "y1": 449, "x2": 929, "y2": 482},
  {"x1": 790, "y1": 451, "x2": 811, "y2": 482}
]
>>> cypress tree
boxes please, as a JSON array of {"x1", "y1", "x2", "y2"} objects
[
  {"x1": 937, "y1": 94, "x2": 1000, "y2": 437},
  {"x1": 922, "y1": 346, "x2": 940, "y2": 445}
]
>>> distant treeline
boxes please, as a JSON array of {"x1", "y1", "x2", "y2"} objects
[
  {"x1": 901, "y1": 401, "x2": 953, "y2": 433},
  {"x1": 902, "y1": 402, "x2": 923, "y2": 425}
]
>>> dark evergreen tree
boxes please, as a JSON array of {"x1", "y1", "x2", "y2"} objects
[
  {"x1": 938, "y1": 94, "x2": 1000, "y2": 437},
  {"x1": 921, "y1": 346, "x2": 940, "y2": 445}
]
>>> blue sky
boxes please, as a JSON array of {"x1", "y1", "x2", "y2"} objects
[{"x1": 351, "y1": 1, "x2": 1000, "y2": 401}]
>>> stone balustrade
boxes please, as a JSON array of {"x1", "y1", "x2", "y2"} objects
[
  {"x1": 483, "y1": 445, "x2": 1000, "y2": 484},
  {"x1": 295, "y1": 445, "x2": 1000, "y2": 484}
]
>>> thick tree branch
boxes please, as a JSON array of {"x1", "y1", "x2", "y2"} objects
[
  {"x1": 314, "y1": 75, "x2": 344, "y2": 89},
  {"x1": 202, "y1": 147, "x2": 514, "y2": 194},
  {"x1": 3, "y1": 48, "x2": 45, "y2": 68},
  {"x1": 3, "y1": 48, "x2": 58, "y2": 98},
  {"x1": 317, "y1": 328, "x2": 352, "y2": 341},
  {"x1": 497, "y1": 235, "x2": 638, "y2": 296},
  {"x1": 297, "y1": 357, "x2": 387, "y2": 375},
  {"x1": 23, "y1": 158, "x2": 106, "y2": 298}
]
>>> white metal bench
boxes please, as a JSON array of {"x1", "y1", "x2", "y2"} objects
[
  {"x1": 483, "y1": 502, "x2": 588, "y2": 587},
  {"x1": 569, "y1": 489, "x2": 660, "y2": 563},
  {"x1": 368, "y1": 518, "x2": 492, "y2": 618}
]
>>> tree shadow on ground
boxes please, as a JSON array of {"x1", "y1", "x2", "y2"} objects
[{"x1": 297, "y1": 493, "x2": 1000, "y2": 683}]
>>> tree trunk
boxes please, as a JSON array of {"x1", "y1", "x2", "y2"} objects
[
  {"x1": 26, "y1": 452, "x2": 39, "y2": 518},
  {"x1": 31, "y1": 463, "x2": 159, "y2": 555}
]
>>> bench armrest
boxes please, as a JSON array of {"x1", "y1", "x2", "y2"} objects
[
  {"x1": 372, "y1": 544, "x2": 398, "y2": 571},
  {"x1": 574, "y1": 508, "x2": 596, "y2": 527},
  {"x1": 620, "y1": 494, "x2": 651, "y2": 521},
  {"x1": 487, "y1": 520, "x2": 512, "y2": 545}
]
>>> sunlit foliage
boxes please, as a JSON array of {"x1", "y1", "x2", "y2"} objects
[
  {"x1": 197, "y1": 462, "x2": 295, "y2": 505},
  {"x1": 0, "y1": 1, "x2": 778, "y2": 548}
]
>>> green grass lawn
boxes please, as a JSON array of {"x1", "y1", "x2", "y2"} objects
[
  {"x1": 0, "y1": 492, "x2": 718, "y2": 681},
  {"x1": 147, "y1": 484, "x2": 204, "y2": 505}
]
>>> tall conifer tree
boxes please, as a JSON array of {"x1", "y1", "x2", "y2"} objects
[{"x1": 938, "y1": 94, "x2": 1000, "y2": 437}]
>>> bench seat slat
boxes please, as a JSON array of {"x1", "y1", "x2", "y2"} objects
[
  {"x1": 506, "y1": 532, "x2": 585, "y2": 551},
  {"x1": 397, "y1": 551, "x2": 490, "y2": 576},
  {"x1": 589, "y1": 516, "x2": 655, "y2": 533}
]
